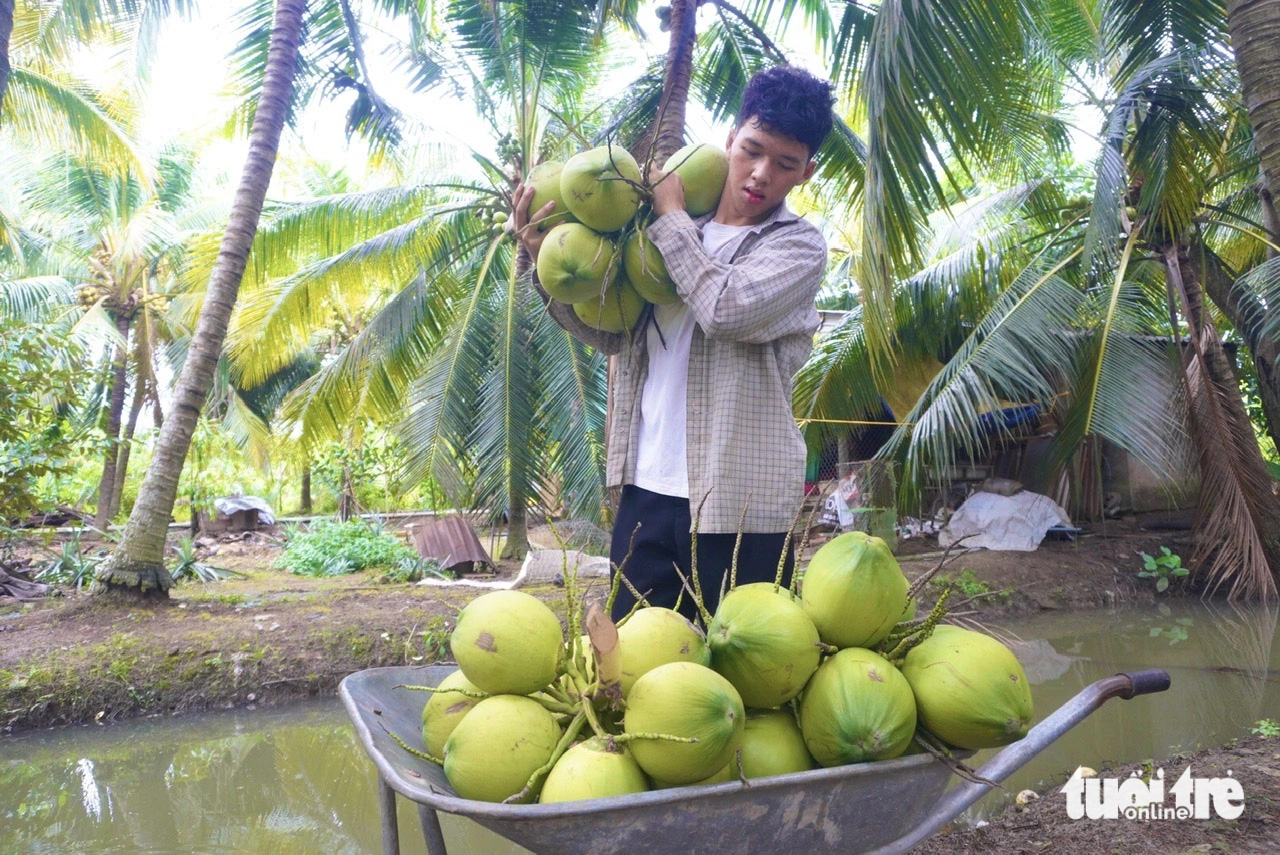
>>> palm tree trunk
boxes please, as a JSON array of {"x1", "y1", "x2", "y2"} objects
[
  {"x1": 1190, "y1": 241, "x2": 1280, "y2": 452},
  {"x1": 0, "y1": 0, "x2": 13, "y2": 114},
  {"x1": 92, "y1": 0, "x2": 307, "y2": 599},
  {"x1": 109, "y1": 373, "x2": 147, "y2": 521},
  {"x1": 300, "y1": 466, "x2": 312, "y2": 515},
  {"x1": 651, "y1": 0, "x2": 699, "y2": 167},
  {"x1": 1164, "y1": 244, "x2": 1280, "y2": 600},
  {"x1": 500, "y1": 497, "x2": 528, "y2": 560},
  {"x1": 1227, "y1": 0, "x2": 1280, "y2": 203},
  {"x1": 95, "y1": 315, "x2": 131, "y2": 529}
]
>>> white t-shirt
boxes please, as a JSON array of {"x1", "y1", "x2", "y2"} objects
[{"x1": 633, "y1": 221, "x2": 754, "y2": 497}]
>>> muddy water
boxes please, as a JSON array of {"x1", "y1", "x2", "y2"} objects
[{"x1": 2, "y1": 601, "x2": 1277, "y2": 852}]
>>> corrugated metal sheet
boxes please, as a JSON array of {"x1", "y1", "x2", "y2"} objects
[{"x1": 406, "y1": 515, "x2": 493, "y2": 573}]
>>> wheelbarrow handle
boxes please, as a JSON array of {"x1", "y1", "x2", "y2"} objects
[{"x1": 869, "y1": 668, "x2": 1171, "y2": 855}]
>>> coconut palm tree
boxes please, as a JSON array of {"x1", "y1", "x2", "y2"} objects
[
  {"x1": 94, "y1": 0, "x2": 308, "y2": 598},
  {"x1": 799, "y1": 3, "x2": 1280, "y2": 600},
  {"x1": 1, "y1": 1, "x2": 197, "y2": 172},
  {"x1": 218, "y1": 0, "x2": 623, "y2": 558}
]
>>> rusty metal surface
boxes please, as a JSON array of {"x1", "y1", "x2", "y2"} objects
[{"x1": 407, "y1": 516, "x2": 492, "y2": 572}]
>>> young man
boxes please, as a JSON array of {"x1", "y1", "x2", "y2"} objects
[{"x1": 512, "y1": 66, "x2": 834, "y2": 624}]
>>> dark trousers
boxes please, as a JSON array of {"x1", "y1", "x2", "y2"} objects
[{"x1": 609, "y1": 485, "x2": 795, "y2": 625}]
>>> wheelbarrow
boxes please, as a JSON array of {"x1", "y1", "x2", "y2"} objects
[{"x1": 340, "y1": 665, "x2": 1170, "y2": 854}]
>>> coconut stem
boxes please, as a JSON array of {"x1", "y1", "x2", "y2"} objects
[
  {"x1": 913, "y1": 729, "x2": 1000, "y2": 789},
  {"x1": 773, "y1": 500, "x2": 807, "y2": 591},
  {"x1": 791, "y1": 482, "x2": 829, "y2": 597},
  {"x1": 378, "y1": 721, "x2": 444, "y2": 766},
  {"x1": 395, "y1": 683, "x2": 489, "y2": 700},
  {"x1": 905, "y1": 536, "x2": 973, "y2": 601},
  {"x1": 729, "y1": 492, "x2": 752, "y2": 592},
  {"x1": 606, "y1": 521, "x2": 645, "y2": 618},
  {"x1": 613, "y1": 731, "x2": 700, "y2": 745},
  {"x1": 504, "y1": 712, "x2": 588, "y2": 804},
  {"x1": 815, "y1": 641, "x2": 838, "y2": 655},
  {"x1": 687, "y1": 488, "x2": 715, "y2": 625},
  {"x1": 579, "y1": 690, "x2": 613, "y2": 738},
  {"x1": 882, "y1": 589, "x2": 950, "y2": 664}
]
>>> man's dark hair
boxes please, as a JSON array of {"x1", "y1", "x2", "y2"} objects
[{"x1": 737, "y1": 66, "x2": 836, "y2": 158}]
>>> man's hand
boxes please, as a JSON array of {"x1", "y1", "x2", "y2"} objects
[
  {"x1": 508, "y1": 182, "x2": 557, "y2": 264},
  {"x1": 647, "y1": 167, "x2": 686, "y2": 218}
]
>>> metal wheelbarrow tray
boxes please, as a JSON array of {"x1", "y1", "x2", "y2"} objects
[{"x1": 340, "y1": 664, "x2": 1170, "y2": 855}]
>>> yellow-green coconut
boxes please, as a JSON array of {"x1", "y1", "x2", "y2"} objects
[
  {"x1": 443, "y1": 695, "x2": 561, "y2": 803},
  {"x1": 450, "y1": 590, "x2": 563, "y2": 695},
  {"x1": 901, "y1": 624, "x2": 1034, "y2": 749},
  {"x1": 707, "y1": 582, "x2": 821, "y2": 708},
  {"x1": 740, "y1": 710, "x2": 815, "y2": 778},
  {"x1": 540, "y1": 738, "x2": 649, "y2": 803},
  {"x1": 561, "y1": 145, "x2": 643, "y2": 232},
  {"x1": 662, "y1": 144, "x2": 729, "y2": 216},
  {"x1": 622, "y1": 229, "x2": 679, "y2": 305},
  {"x1": 525, "y1": 160, "x2": 574, "y2": 231},
  {"x1": 537, "y1": 223, "x2": 617, "y2": 304},
  {"x1": 799, "y1": 648, "x2": 917, "y2": 766},
  {"x1": 420, "y1": 670, "x2": 484, "y2": 757},
  {"x1": 623, "y1": 662, "x2": 744, "y2": 785},
  {"x1": 801, "y1": 531, "x2": 908, "y2": 649},
  {"x1": 617, "y1": 607, "x2": 711, "y2": 696},
  {"x1": 573, "y1": 278, "x2": 646, "y2": 333}
]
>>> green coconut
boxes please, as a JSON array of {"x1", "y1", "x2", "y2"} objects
[
  {"x1": 707, "y1": 582, "x2": 821, "y2": 708},
  {"x1": 622, "y1": 230, "x2": 679, "y2": 305},
  {"x1": 573, "y1": 278, "x2": 646, "y2": 333},
  {"x1": 540, "y1": 737, "x2": 649, "y2": 803},
  {"x1": 561, "y1": 145, "x2": 643, "y2": 232},
  {"x1": 653, "y1": 761, "x2": 735, "y2": 789},
  {"x1": 525, "y1": 160, "x2": 574, "y2": 232},
  {"x1": 623, "y1": 661, "x2": 745, "y2": 785},
  {"x1": 420, "y1": 670, "x2": 484, "y2": 757},
  {"x1": 799, "y1": 647, "x2": 917, "y2": 766},
  {"x1": 450, "y1": 590, "x2": 563, "y2": 695},
  {"x1": 801, "y1": 531, "x2": 908, "y2": 649},
  {"x1": 901, "y1": 624, "x2": 1034, "y2": 749},
  {"x1": 740, "y1": 710, "x2": 815, "y2": 778},
  {"x1": 537, "y1": 223, "x2": 617, "y2": 304},
  {"x1": 663, "y1": 144, "x2": 729, "y2": 216},
  {"x1": 443, "y1": 695, "x2": 562, "y2": 803},
  {"x1": 617, "y1": 607, "x2": 711, "y2": 696}
]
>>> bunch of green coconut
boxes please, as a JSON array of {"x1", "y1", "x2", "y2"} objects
[
  {"x1": 394, "y1": 531, "x2": 1034, "y2": 805},
  {"x1": 525, "y1": 142, "x2": 729, "y2": 332}
]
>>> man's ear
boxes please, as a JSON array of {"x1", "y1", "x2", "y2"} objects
[
  {"x1": 725, "y1": 127, "x2": 737, "y2": 150},
  {"x1": 799, "y1": 159, "x2": 817, "y2": 184}
]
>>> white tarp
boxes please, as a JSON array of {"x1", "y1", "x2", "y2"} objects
[
  {"x1": 938, "y1": 490, "x2": 1070, "y2": 551},
  {"x1": 213, "y1": 495, "x2": 275, "y2": 526}
]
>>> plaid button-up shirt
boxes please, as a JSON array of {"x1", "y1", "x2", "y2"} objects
[{"x1": 539, "y1": 204, "x2": 826, "y2": 534}]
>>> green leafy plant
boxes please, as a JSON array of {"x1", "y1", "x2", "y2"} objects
[
  {"x1": 930, "y1": 569, "x2": 1011, "y2": 602},
  {"x1": 276, "y1": 518, "x2": 418, "y2": 578},
  {"x1": 1250, "y1": 719, "x2": 1280, "y2": 738},
  {"x1": 168, "y1": 537, "x2": 241, "y2": 585},
  {"x1": 1149, "y1": 622, "x2": 1190, "y2": 645},
  {"x1": 35, "y1": 531, "x2": 108, "y2": 590},
  {"x1": 1138, "y1": 547, "x2": 1188, "y2": 593},
  {"x1": 377, "y1": 556, "x2": 451, "y2": 584}
]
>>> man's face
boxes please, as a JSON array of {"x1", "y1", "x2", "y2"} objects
[{"x1": 716, "y1": 118, "x2": 817, "y2": 226}]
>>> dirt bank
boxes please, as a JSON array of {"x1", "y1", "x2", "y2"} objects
[
  {"x1": 919, "y1": 734, "x2": 1280, "y2": 853},
  {"x1": 1, "y1": 516, "x2": 1187, "y2": 735}
]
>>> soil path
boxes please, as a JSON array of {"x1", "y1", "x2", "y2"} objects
[{"x1": 918, "y1": 735, "x2": 1280, "y2": 853}]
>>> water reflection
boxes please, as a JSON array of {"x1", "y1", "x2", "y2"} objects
[{"x1": 1, "y1": 600, "x2": 1275, "y2": 850}]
